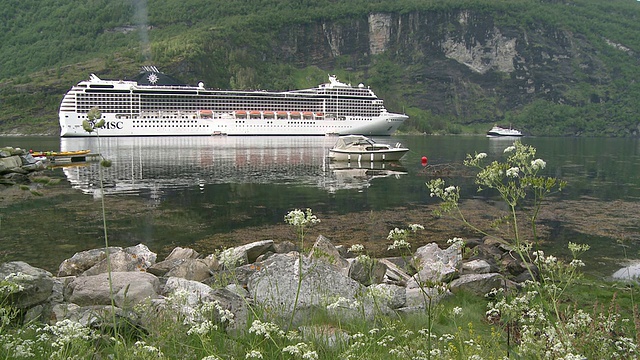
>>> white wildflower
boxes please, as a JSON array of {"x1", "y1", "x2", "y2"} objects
[
  {"x1": 476, "y1": 152, "x2": 487, "y2": 160},
  {"x1": 187, "y1": 320, "x2": 217, "y2": 335},
  {"x1": 452, "y1": 306, "x2": 463, "y2": 316},
  {"x1": 377, "y1": 335, "x2": 395, "y2": 347},
  {"x1": 504, "y1": 145, "x2": 516, "y2": 153},
  {"x1": 506, "y1": 167, "x2": 520, "y2": 178},
  {"x1": 387, "y1": 239, "x2": 411, "y2": 251},
  {"x1": 531, "y1": 158, "x2": 546, "y2": 170},
  {"x1": 327, "y1": 296, "x2": 360, "y2": 310},
  {"x1": 568, "y1": 242, "x2": 590, "y2": 253},
  {"x1": 348, "y1": 244, "x2": 365, "y2": 253},
  {"x1": 283, "y1": 343, "x2": 307, "y2": 356},
  {"x1": 248, "y1": 320, "x2": 283, "y2": 339},
  {"x1": 355, "y1": 254, "x2": 372, "y2": 266},
  {"x1": 409, "y1": 223, "x2": 424, "y2": 232},
  {"x1": 302, "y1": 350, "x2": 318, "y2": 360},
  {"x1": 447, "y1": 237, "x2": 465, "y2": 247},
  {"x1": 569, "y1": 259, "x2": 585, "y2": 268},
  {"x1": 43, "y1": 319, "x2": 96, "y2": 348},
  {"x1": 532, "y1": 250, "x2": 544, "y2": 259},
  {"x1": 200, "y1": 300, "x2": 235, "y2": 324},
  {"x1": 285, "y1": 208, "x2": 320, "y2": 227},
  {"x1": 133, "y1": 341, "x2": 164, "y2": 358},
  {"x1": 387, "y1": 227, "x2": 406, "y2": 240},
  {"x1": 246, "y1": 350, "x2": 263, "y2": 359}
]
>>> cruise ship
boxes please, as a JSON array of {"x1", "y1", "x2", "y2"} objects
[{"x1": 59, "y1": 66, "x2": 408, "y2": 137}]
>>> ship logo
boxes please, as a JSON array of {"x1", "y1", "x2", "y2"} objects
[{"x1": 147, "y1": 73, "x2": 159, "y2": 84}]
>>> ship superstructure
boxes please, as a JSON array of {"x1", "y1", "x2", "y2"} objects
[{"x1": 59, "y1": 67, "x2": 408, "y2": 137}]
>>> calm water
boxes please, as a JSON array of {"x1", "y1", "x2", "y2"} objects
[{"x1": 2, "y1": 135, "x2": 639, "y2": 275}]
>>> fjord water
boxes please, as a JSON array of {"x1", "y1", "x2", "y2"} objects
[{"x1": 2, "y1": 135, "x2": 639, "y2": 275}]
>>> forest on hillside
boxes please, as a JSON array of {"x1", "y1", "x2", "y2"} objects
[{"x1": 0, "y1": 0, "x2": 639, "y2": 136}]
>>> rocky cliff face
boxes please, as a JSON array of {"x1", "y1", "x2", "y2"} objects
[{"x1": 268, "y1": 10, "x2": 608, "y2": 123}]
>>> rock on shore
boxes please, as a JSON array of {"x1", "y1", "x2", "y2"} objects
[
  {"x1": 0, "y1": 146, "x2": 47, "y2": 186},
  {"x1": 0, "y1": 234, "x2": 534, "y2": 333}
]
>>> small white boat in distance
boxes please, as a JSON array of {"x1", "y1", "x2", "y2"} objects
[
  {"x1": 328, "y1": 135, "x2": 409, "y2": 162},
  {"x1": 486, "y1": 125, "x2": 523, "y2": 137}
]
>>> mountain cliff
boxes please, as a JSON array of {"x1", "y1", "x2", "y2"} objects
[{"x1": 1, "y1": 0, "x2": 639, "y2": 136}]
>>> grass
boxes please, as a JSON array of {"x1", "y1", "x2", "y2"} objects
[{"x1": 1, "y1": 278, "x2": 634, "y2": 359}]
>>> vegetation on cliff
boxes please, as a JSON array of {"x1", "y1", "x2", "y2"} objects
[{"x1": 0, "y1": 0, "x2": 639, "y2": 136}]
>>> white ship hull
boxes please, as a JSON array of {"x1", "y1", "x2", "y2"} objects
[
  {"x1": 59, "y1": 111, "x2": 407, "y2": 137},
  {"x1": 59, "y1": 69, "x2": 408, "y2": 137}
]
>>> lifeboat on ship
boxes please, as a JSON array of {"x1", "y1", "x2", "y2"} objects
[{"x1": 199, "y1": 110, "x2": 213, "y2": 119}]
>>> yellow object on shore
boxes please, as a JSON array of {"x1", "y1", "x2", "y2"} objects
[{"x1": 30, "y1": 150, "x2": 91, "y2": 157}]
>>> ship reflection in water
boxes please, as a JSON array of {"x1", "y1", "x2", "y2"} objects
[{"x1": 60, "y1": 136, "x2": 407, "y2": 199}]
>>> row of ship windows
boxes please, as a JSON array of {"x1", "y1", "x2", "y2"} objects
[
  {"x1": 130, "y1": 124, "x2": 351, "y2": 129},
  {"x1": 133, "y1": 119, "x2": 198, "y2": 123},
  {"x1": 233, "y1": 120, "x2": 319, "y2": 125},
  {"x1": 78, "y1": 92, "x2": 373, "y2": 99},
  {"x1": 75, "y1": 97, "x2": 377, "y2": 107},
  {"x1": 317, "y1": 90, "x2": 372, "y2": 96},
  {"x1": 232, "y1": 119, "x2": 368, "y2": 124},
  {"x1": 76, "y1": 103, "x2": 379, "y2": 110},
  {"x1": 87, "y1": 106, "x2": 380, "y2": 112},
  {"x1": 78, "y1": 109, "x2": 380, "y2": 117},
  {"x1": 76, "y1": 96, "x2": 379, "y2": 103},
  {"x1": 133, "y1": 124, "x2": 211, "y2": 128}
]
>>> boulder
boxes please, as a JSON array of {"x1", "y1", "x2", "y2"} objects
[
  {"x1": 461, "y1": 259, "x2": 492, "y2": 274},
  {"x1": 402, "y1": 285, "x2": 451, "y2": 312},
  {"x1": 161, "y1": 277, "x2": 248, "y2": 331},
  {"x1": 0, "y1": 261, "x2": 54, "y2": 308},
  {"x1": 82, "y1": 250, "x2": 149, "y2": 276},
  {"x1": 123, "y1": 244, "x2": 157, "y2": 268},
  {"x1": 204, "y1": 262, "x2": 263, "y2": 288},
  {"x1": 449, "y1": 273, "x2": 506, "y2": 296},
  {"x1": 379, "y1": 258, "x2": 412, "y2": 286},
  {"x1": 348, "y1": 257, "x2": 387, "y2": 286},
  {"x1": 165, "y1": 259, "x2": 213, "y2": 282},
  {"x1": 0, "y1": 156, "x2": 22, "y2": 174},
  {"x1": 57, "y1": 247, "x2": 123, "y2": 277},
  {"x1": 147, "y1": 258, "x2": 187, "y2": 277},
  {"x1": 247, "y1": 253, "x2": 362, "y2": 323},
  {"x1": 65, "y1": 271, "x2": 160, "y2": 307},
  {"x1": 308, "y1": 235, "x2": 349, "y2": 270},
  {"x1": 50, "y1": 304, "x2": 128, "y2": 328},
  {"x1": 612, "y1": 262, "x2": 640, "y2": 281},
  {"x1": 240, "y1": 240, "x2": 275, "y2": 263},
  {"x1": 407, "y1": 242, "x2": 462, "y2": 288},
  {"x1": 165, "y1": 247, "x2": 200, "y2": 261},
  {"x1": 273, "y1": 241, "x2": 297, "y2": 254},
  {"x1": 369, "y1": 283, "x2": 406, "y2": 310}
]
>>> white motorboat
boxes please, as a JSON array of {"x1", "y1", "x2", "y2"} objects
[
  {"x1": 328, "y1": 135, "x2": 409, "y2": 162},
  {"x1": 486, "y1": 125, "x2": 523, "y2": 137}
]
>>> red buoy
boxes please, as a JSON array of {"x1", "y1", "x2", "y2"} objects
[{"x1": 421, "y1": 156, "x2": 428, "y2": 166}]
